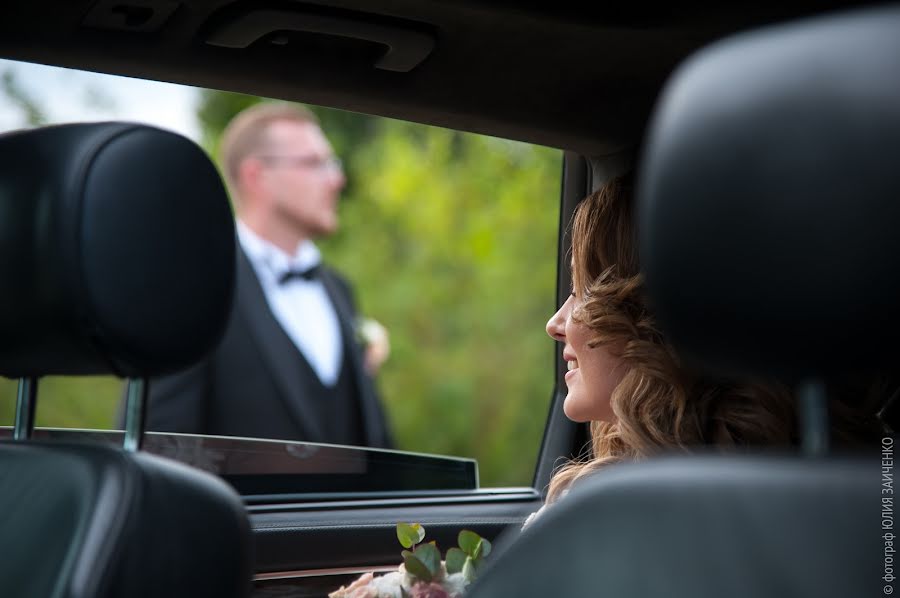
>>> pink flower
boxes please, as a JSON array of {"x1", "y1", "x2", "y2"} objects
[
  {"x1": 328, "y1": 572, "x2": 377, "y2": 598},
  {"x1": 408, "y1": 581, "x2": 451, "y2": 598}
]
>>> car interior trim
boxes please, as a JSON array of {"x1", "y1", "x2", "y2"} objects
[
  {"x1": 253, "y1": 564, "x2": 400, "y2": 581},
  {"x1": 245, "y1": 487, "x2": 539, "y2": 511}
]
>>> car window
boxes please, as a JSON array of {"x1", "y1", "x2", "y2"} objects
[
  {"x1": 0, "y1": 58, "x2": 561, "y2": 489},
  {"x1": 0, "y1": 427, "x2": 479, "y2": 500}
]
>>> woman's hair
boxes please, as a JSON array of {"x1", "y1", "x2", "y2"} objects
[{"x1": 546, "y1": 173, "x2": 883, "y2": 502}]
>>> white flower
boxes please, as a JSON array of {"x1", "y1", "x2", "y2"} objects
[
  {"x1": 442, "y1": 572, "x2": 469, "y2": 597},
  {"x1": 330, "y1": 562, "x2": 471, "y2": 598},
  {"x1": 357, "y1": 317, "x2": 390, "y2": 374},
  {"x1": 369, "y1": 570, "x2": 405, "y2": 598}
]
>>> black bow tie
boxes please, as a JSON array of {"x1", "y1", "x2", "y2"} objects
[{"x1": 278, "y1": 265, "x2": 320, "y2": 285}]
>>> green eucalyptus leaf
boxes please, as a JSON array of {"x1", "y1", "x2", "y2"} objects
[
  {"x1": 473, "y1": 538, "x2": 483, "y2": 560},
  {"x1": 403, "y1": 553, "x2": 433, "y2": 582},
  {"x1": 397, "y1": 523, "x2": 426, "y2": 549},
  {"x1": 462, "y1": 556, "x2": 477, "y2": 582},
  {"x1": 458, "y1": 530, "x2": 481, "y2": 556},
  {"x1": 446, "y1": 547, "x2": 467, "y2": 574},
  {"x1": 480, "y1": 537, "x2": 492, "y2": 557},
  {"x1": 414, "y1": 542, "x2": 441, "y2": 576},
  {"x1": 472, "y1": 555, "x2": 485, "y2": 573}
]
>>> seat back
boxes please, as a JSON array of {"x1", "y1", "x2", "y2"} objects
[
  {"x1": 470, "y1": 455, "x2": 878, "y2": 597},
  {"x1": 0, "y1": 122, "x2": 251, "y2": 598},
  {"x1": 0, "y1": 443, "x2": 252, "y2": 598}
]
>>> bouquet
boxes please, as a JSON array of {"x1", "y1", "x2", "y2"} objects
[{"x1": 329, "y1": 523, "x2": 492, "y2": 598}]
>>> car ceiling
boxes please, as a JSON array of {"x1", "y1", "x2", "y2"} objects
[{"x1": 0, "y1": 1, "x2": 859, "y2": 155}]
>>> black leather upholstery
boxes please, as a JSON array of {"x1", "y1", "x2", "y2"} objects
[
  {"x1": 0, "y1": 442, "x2": 253, "y2": 598},
  {"x1": 470, "y1": 456, "x2": 880, "y2": 598},
  {"x1": 0, "y1": 123, "x2": 250, "y2": 598},
  {"x1": 637, "y1": 6, "x2": 900, "y2": 382},
  {"x1": 0, "y1": 122, "x2": 236, "y2": 378}
]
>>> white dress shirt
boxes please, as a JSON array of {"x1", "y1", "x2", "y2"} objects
[{"x1": 236, "y1": 221, "x2": 343, "y2": 386}]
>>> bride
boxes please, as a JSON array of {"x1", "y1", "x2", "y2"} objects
[{"x1": 540, "y1": 172, "x2": 883, "y2": 510}]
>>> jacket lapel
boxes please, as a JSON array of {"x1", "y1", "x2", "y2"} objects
[
  {"x1": 235, "y1": 249, "x2": 323, "y2": 441},
  {"x1": 319, "y1": 269, "x2": 390, "y2": 448}
]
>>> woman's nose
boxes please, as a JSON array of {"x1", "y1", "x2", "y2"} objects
[{"x1": 546, "y1": 297, "x2": 570, "y2": 342}]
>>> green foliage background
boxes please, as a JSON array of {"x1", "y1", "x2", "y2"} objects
[{"x1": 0, "y1": 88, "x2": 561, "y2": 487}]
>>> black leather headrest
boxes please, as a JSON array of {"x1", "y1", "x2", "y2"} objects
[
  {"x1": 638, "y1": 7, "x2": 900, "y2": 382},
  {"x1": 0, "y1": 122, "x2": 235, "y2": 377}
]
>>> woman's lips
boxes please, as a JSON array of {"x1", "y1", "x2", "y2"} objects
[{"x1": 563, "y1": 352, "x2": 578, "y2": 381}]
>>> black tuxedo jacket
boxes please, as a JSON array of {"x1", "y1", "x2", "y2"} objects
[{"x1": 143, "y1": 249, "x2": 392, "y2": 448}]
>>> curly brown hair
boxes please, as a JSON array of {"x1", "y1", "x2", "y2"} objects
[{"x1": 546, "y1": 174, "x2": 802, "y2": 502}]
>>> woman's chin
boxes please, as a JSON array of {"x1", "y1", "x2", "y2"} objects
[{"x1": 562, "y1": 396, "x2": 592, "y2": 423}]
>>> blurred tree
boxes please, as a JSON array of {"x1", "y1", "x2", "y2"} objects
[{"x1": 1, "y1": 69, "x2": 47, "y2": 126}]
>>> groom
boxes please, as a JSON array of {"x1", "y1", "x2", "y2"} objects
[{"x1": 143, "y1": 102, "x2": 392, "y2": 448}]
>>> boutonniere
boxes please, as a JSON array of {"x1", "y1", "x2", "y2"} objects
[{"x1": 356, "y1": 317, "x2": 391, "y2": 374}]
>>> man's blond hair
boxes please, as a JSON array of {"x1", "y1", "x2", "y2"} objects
[{"x1": 219, "y1": 102, "x2": 319, "y2": 196}]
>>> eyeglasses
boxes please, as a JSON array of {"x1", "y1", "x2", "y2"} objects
[{"x1": 254, "y1": 154, "x2": 343, "y2": 172}]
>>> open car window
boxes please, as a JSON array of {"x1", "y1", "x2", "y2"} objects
[{"x1": 0, "y1": 58, "x2": 562, "y2": 492}]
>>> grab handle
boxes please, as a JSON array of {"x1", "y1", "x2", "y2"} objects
[{"x1": 205, "y1": 9, "x2": 435, "y2": 72}]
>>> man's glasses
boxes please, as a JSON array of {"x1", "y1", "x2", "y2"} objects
[{"x1": 255, "y1": 154, "x2": 343, "y2": 172}]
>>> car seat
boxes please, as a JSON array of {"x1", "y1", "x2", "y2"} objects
[{"x1": 0, "y1": 122, "x2": 251, "y2": 598}]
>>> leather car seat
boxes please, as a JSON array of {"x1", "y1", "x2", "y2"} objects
[{"x1": 0, "y1": 122, "x2": 251, "y2": 598}]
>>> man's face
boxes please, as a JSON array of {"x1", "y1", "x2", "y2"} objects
[{"x1": 257, "y1": 119, "x2": 346, "y2": 240}]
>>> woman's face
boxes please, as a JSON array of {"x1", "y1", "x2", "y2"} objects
[{"x1": 546, "y1": 292, "x2": 626, "y2": 422}]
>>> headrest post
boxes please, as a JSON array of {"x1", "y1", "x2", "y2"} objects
[
  {"x1": 123, "y1": 377, "x2": 148, "y2": 452},
  {"x1": 797, "y1": 379, "x2": 830, "y2": 456},
  {"x1": 13, "y1": 377, "x2": 38, "y2": 440}
]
